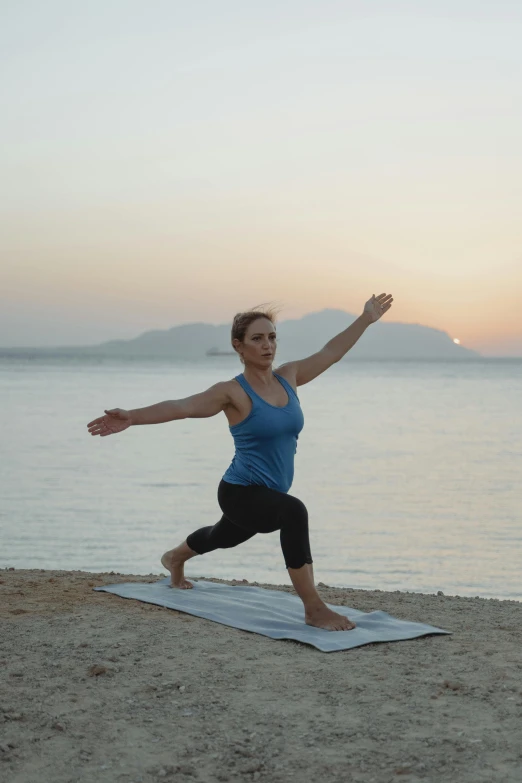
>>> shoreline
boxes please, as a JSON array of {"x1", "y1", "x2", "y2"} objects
[
  {"x1": 3, "y1": 565, "x2": 520, "y2": 604},
  {"x1": 2, "y1": 568, "x2": 521, "y2": 783}
]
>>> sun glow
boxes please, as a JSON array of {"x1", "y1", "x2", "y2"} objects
[{"x1": 453, "y1": 338, "x2": 461, "y2": 344}]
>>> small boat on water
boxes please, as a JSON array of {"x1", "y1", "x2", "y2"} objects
[{"x1": 206, "y1": 347, "x2": 237, "y2": 356}]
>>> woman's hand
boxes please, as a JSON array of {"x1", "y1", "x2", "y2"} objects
[
  {"x1": 87, "y1": 408, "x2": 132, "y2": 437},
  {"x1": 363, "y1": 292, "x2": 393, "y2": 323}
]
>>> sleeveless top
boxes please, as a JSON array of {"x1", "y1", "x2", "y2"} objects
[{"x1": 222, "y1": 372, "x2": 305, "y2": 494}]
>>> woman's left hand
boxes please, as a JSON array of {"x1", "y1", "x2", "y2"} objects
[{"x1": 363, "y1": 293, "x2": 393, "y2": 323}]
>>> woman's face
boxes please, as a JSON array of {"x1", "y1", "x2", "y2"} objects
[{"x1": 236, "y1": 318, "x2": 277, "y2": 367}]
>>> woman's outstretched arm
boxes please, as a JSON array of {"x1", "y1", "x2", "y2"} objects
[
  {"x1": 87, "y1": 382, "x2": 231, "y2": 436},
  {"x1": 130, "y1": 383, "x2": 231, "y2": 424},
  {"x1": 277, "y1": 292, "x2": 393, "y2": 387}
]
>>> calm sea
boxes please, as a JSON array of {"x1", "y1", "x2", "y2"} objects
[{"x1": 1, "y1": 355, "x2": 521, "y2": 601}]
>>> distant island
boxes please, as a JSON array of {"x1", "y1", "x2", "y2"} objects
[
  {"x1": 206, "y1": 347, "x2": 237, "y2": 357},
  {"x1": 0, "y1": 309, "x2": 482, "y2": 360}
]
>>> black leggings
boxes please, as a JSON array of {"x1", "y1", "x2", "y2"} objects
[{"x1": 186, "y1": 479, "x2": 313, "y2": 570}]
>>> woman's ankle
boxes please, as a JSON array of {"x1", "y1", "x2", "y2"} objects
[
  {"x1": 287, "y1": 563, "x2": 323, "y2": 608},
  {"x1": 177, "y1": 540, "x2": 198, "y2": 560},
  {"x1": 303, "y1": 596, "x2": 326, "y2": 611}
]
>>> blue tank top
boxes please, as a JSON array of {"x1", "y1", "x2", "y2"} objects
[{"x1": 222, "y1": 372, "x2": 305, "y2": 494}]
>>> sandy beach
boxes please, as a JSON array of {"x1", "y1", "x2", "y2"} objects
[{"x1": 1, "y1": 568, "x2": 521, "y2": 783}]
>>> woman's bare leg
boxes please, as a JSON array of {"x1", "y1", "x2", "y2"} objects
[
  {"x1": 287, "y1": 564, "x2": 356, "y2": 631},
  {"x1": 161, "y1": 541, "x2": 198, "y2": 589}
]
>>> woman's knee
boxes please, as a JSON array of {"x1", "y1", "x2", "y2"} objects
[
  {"x1": 282, "y1": 495, "x2": 309, "y2": 529},
  {"x1": 279, "y1": 496, "x2": 312, "y2": 568}
]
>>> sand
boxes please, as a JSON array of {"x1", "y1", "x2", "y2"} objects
[{"x1": 1, "y1": 568, "x2": 521, "y2": 783}]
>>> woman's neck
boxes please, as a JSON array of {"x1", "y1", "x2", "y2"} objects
[{"x1": 243, "y1": 366, "x2": 274, "y2": 387}]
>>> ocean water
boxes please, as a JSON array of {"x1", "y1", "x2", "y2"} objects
[{"x1": 1, "y1": 355, "x2": 521, "y2": 601}]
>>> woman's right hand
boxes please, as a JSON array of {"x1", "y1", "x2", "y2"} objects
[{"x1": 87, "y1": 408, "x2": 132, "y2": 437}]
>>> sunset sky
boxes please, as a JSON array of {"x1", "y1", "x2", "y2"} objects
[{"x1": 1, "y1": 1, "x2": 521, "y2": 355}]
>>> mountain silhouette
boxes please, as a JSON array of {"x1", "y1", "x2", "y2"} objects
[{"x1": 8, "y1": 309, "x2": 479, "y2": 359}]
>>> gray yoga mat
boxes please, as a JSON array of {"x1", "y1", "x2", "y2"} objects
[{"x1": 94, "y1": 577, "x2": 451, "y2": 652}]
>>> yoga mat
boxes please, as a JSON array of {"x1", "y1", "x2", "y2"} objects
[{"x1": 94, "y1": 578, "x2": 451, "y2": 652}]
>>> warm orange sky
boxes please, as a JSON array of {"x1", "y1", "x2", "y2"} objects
[{"x1": 1, "y1": 1, "x2": 522, "y2": 355}]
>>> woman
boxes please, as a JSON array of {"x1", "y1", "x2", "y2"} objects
[{"x1": 87, "y1": 293, "x2": 393, "y2": 631}]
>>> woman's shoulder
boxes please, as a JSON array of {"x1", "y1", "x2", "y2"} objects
[
  {"x1": 221, "y1": 376, "x2": 251, "y2": 426},
  {"x1": 273, "y1": 363, "x2": 298, "y2": 393},
  {"x1": 221, "y1": 376, "x2": 245, "y2": 405},
  {"x1": 221, "y1": 365, "x2": 298, "y2": 401}
]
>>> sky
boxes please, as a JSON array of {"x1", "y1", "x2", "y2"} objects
[{"x1": 1, "y1": 0, "x2": 522, "y2": 355}]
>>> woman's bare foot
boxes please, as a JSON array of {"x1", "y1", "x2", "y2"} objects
[
  {"x1": 287, "y1": 564, "x2": 355, "y2": 631},
  {"x1": 161, "y1": 545, "x2": 194, "y2": 589},
  {"x1": 305, "y1": 601, "x2": 356, "y2": 631}
]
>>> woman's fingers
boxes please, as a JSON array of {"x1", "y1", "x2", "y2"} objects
[
  {"x1": 89, "y1": 420, "x2": 128, "y2": 435},
  {"x1": 364, "y1": 293, "x2": 394, "y2": 321},
  {"x1": 87, "y1": 416, "x2": 105, "y2": 428},
  {"x1": 87, "y1": 415, "x2": 112, "y2": 435},
  {"x1": 87, "y1": 411, "x2": 122, "y2": 432},
  {"x1": 90, "y1": 425, "x2": 114, "y2": 436}
]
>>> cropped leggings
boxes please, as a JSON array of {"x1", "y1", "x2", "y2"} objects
[{"x1": 186, "y1": 479, "x2": 313, "y2": 570}]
